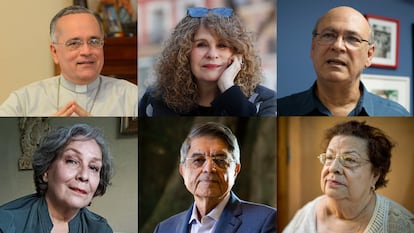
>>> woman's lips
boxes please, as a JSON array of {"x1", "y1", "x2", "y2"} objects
[
  {"x1": 203, "y1": 64, "x2": 221, "y2": 69},
  {"x1": 327, "y1": 179, "x2": 344, "y2": 187},
  {"x1": 70, "y1": 187, "x2": 87, "y2": 194}
]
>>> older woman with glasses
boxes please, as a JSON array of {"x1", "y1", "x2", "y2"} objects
[
  {"x1": 139, "y1": 7, "x2": 276, "y2": 116},
  {"x1": 283, "y1": 120, "x2": 414, "y2": 233}
]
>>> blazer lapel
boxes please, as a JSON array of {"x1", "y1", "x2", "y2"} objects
[
  {"x1": 176, "y1": 204, "x2": 194, "y2": 233},
  {"x1": 214, "y1": 192, "x2": 242, "y2": 233}
]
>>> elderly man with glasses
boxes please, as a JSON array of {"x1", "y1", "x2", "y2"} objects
[
  {"x1": 154, "y1": 122, "x2": 276, "y2": 233},
  {"x1": 277, "y1": 6, "x2": 409, "y2": 116},
  {"x1": 0, "y1": 5, "x2": 137, "y2": 116}
]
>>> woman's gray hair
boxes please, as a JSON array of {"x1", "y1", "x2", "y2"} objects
[
  {"x1": 33, "y1": 123, "x2": 113, "y2": 197},
  {"x1": 50, "y1": 5, "x2": 104, "y2": 43},
  {"x1": 180, "y1": 122, "x2": 240, "y2": 164}
]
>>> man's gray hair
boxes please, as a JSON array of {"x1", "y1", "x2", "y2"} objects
[
  {"x1": 180, "y1": 122, "x2": 241, "y2": 164},
  {"x1": 50, "y1": 5, "x2": 104, "y2": 43}
]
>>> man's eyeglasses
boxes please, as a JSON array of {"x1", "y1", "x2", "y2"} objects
[
  {"x1": 185, "y1": 154, "x2": 235, "y2": 169},
  {"x1": 187, "y1": 7, "x2": 233, "y2": 18},
  {"x1": 53, "y1": 38, "x2": 104, "y2": 51},
  {"x1": 313, "y1": 31, "x2": 370, "y2": 49},
  {"x1": 317, "y1": 152, "x2": 370, "y2": 168}
]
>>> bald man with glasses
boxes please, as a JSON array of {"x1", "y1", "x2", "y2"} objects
[{"x1": 277, "y1": 6, "x2": 409, "y2": 116}]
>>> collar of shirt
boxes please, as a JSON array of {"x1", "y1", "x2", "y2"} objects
[
  {"x1": 305, "y1": 81, "x2": 369, "y2": 116},
  {"x1": 60, "y1": 75, "x2": 101, "y2": 94},
  {"x1": 38, "y1": 195, "x2": 83, "y2": 232},
  {"x1": 188, "y1": 193, "x2": 231, "y2": 233}
]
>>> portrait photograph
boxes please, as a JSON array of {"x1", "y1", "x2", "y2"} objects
[
  {"x1": 0, "y1": 117, "x2": 137, "y2": 233},
  {"x1": 366, "y1": 14, "x2": 399, "y2": 68},
  {"x1": 278, "y1": 117, "x2": 414, "y2": 231},
  {"x1": 138, "y1": 117, "x2": 276, "y2": 233}
]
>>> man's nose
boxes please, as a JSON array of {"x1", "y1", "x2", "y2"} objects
[{"x1": 202, "y1": 157, "x2": 216, "y2": 172}]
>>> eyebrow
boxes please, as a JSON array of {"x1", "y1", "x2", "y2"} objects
[
  {"x1": 66, "y1": 36, "x2": 102, "y2": 41},
  {"x1": 190, "y1": 152, "x2": 228, "y2": 157},
  {"x1": 63, "y1": 148, "x2": 102, "y2": 162},
  {"x1": 319, "y1": 27, "x2": 362, "y2": 36},
  {"x1": 192, "y1": 37, "x2": 208, "y2": 42},
  {"x1": 341, "y1": 150, "x2": 362, "y2": 156},
  {"x1": 190, "y1": 152, "x2": 206, "y2": 157},
  {"x1": 327, "y1": 148, "x2": 362, "y2": 156}
]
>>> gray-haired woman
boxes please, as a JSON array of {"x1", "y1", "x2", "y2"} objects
[{"x1": 0, "y1": 123, "x2": 114, "y2": 233}]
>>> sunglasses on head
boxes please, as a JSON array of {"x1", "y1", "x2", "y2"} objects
[{"x1": 187, "y1": 7, "x2": 233, "y2": 18}]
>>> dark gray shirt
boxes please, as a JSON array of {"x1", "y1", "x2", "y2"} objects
[
  {"x1": 0, "y1": 194, "x2": 112, "y2": 233},
  {"x1": 277, "y1": 82, "x2": 411, "y2": 116}
]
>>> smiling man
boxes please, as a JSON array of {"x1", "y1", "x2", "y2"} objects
[
  {"x1": 0, "y1": 5, "x2": 137, "y2": 116},
  {"x1": 277, "y1": 6, "x2": 410, "y2": 116},
  {"x1": 154, "y1": 122, "x2": 276, "y2": 233}
]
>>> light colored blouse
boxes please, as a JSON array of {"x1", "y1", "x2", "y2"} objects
[{"x1": 283, "y1": 194, "x2": 414, "y2": 233}]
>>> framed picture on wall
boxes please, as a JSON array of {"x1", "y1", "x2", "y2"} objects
[
  {"x1": 120, "y1": 117, "x2": 137, "y2": 135},
  {"x1": 361, "y1": 74, "x2": 410, "y2": 112},
  {"x1": 101, "y1": 4, "x2": 123, "y2": 36},
  {"x1": 365, "y1": 14, "x2": 399, "y2": 69}
]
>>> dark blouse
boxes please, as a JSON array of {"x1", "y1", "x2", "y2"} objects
[
  {"x1": 0, "y1": 194, "x2": 112, "y2": 233},
  {"x1": 139, "y1": 85, "x2": 277, "y2": 116}
]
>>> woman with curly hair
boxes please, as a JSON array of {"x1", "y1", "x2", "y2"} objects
[{"x1": 139, "y1": 7, "x2": 276, "y2": 116}]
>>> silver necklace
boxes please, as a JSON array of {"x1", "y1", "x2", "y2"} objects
[{"x1": 56, "y1": 76, "x2": 102, "y2": 114}]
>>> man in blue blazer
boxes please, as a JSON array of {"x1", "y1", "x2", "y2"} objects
[{"x1": 154, "y1": 122, "x2": 276, "y2": 233}]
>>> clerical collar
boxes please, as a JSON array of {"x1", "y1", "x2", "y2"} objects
[{"x1": 59, "y1": 76, "x2": 101, "y2": 94}]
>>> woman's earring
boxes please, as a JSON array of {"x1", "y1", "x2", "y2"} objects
[{"x1": 43, "y1": 172, "x2": 48, "y2": 182}]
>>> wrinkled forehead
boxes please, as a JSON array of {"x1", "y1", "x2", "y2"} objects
[
  {"x1": 189, "y1": 135, "x2": 229, "y2": 151},
  {"x1": 327, "y1": 135, "x2": 368, "y2": 154},
  {"x1": 55, "y1": 13, "x2": 103, "y2": 34},
  {"x1": 317, "y1": 7, "x2": 371, "y2": 37}
]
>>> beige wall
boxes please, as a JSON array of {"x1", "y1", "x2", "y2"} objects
[
  {"x1": 0, "y1": 1, "x2": 137, "y2": 103},
  {"x1": 0, "y1": 117, "x2": 137, "y2": 233},
  {"x1": 279, "y1": 117, "x2": 414, "y2": 229},
  {"x1": 0, "y1": 1, "x2": 71, "y2": 102}
]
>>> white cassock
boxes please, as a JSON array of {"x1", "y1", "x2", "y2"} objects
[{"x1": 0, "y1": 75, "x2": 137, "y2": 116}]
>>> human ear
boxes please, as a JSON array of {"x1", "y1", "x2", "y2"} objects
[
  {"x1": 50, "y1": 44, "x2": 59, "y2": 65},
  {"x1": 365, "y1": 44, "x2": 375, "y2": 68},
  {"x1": 179, "y1": 163, "x2": 185, "y2": 177},
  {"x1": 234, "y1": 163, "x2": 241, "y2": 177},
  {"x1": 371, "y1": 170, "x2": 380, "y2": 188}
]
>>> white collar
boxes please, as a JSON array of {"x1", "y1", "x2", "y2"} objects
[
  {"x1": 59, "y1": 75, "x2": 101, "y2": 94},
  {"x1": 188, "y1": 193, "x2": 231, "y2": 224}
]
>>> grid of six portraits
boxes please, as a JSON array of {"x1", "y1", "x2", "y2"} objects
[{"x1": 0, "y1": 1, "x2": 413, "y2": 233}]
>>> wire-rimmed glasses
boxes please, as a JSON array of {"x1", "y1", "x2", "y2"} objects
[
  {"x1": 187, "y1": 7, "x2": 233, "y2": 18},
  {"x1": 313, "y1": 31, "x2": 370, "y2": 49},
  {"x1": 53, "y1": 38, "x2": 104, "y2": 51},
  {"x1": 317, "y1": 152, "x2": 370, "y2": 168},
  {"x1": 185, "y1": 154, "x2": 235, "y2": 169}
]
